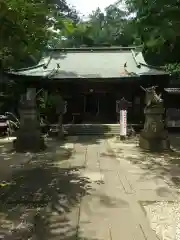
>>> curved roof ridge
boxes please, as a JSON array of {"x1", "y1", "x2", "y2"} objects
[
  {"x1": 47, "y1": 45, "x2": 143, "y2": 52},
  {"x1": 9, "y1": 56, "x2": 51, "y2": 72}
]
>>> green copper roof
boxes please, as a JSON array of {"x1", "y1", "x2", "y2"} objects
[{"x1": 9, "y1": 47, "x2": 168, "y2": 79}]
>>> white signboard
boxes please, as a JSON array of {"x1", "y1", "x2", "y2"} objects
[{"x1": 120, "y1": 110, "x2": 127, "y2": 136}]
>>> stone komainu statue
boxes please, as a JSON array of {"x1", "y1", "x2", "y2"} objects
[
  {"x1": 139, "y1": 85, "x2": 170, "y2": 151},
  {"x1": 141, "y1": 86, "x2": 163, "y2": 108}
]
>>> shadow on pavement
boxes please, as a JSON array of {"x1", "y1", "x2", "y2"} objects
[
  {"x1": 0, "y1": 138, "x2": 94, "y2": 240},
  {"x1": 123, "y1": 134, "x2": 180, "y2": 190},
  {"x1": 105, "y1": 133, "x2": 180, "y2": 194}
]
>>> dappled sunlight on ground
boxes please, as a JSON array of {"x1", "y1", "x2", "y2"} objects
[
  {"x1": 0, "y1": 166, "x2": 91, "y2": 239},
  {"x1": 108, "y1": 133, "x2": 180, "y2": 240},
  {"x1": 0, "y1": 136, "x2": 93, "y2": 240},
  {"x1": 108, "y1": 134, "x2": 180, "y2": 189},
  {"x1": 2, "y1": 134, "x2": 180, "y2": 240}
]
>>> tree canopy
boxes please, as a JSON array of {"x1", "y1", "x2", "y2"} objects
[
  {"x1": 57, "y1": 6, "x2": 137, "y2": 47},
  {"x1": 123, "y1": 0, "x2": 180, "y2": 72},
  {"x1": 0, "y1": 0, "x2": 79, "y2": 69}
]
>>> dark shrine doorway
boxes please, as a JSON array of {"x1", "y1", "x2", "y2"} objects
[{"x1": 85, "y1": 93, "x2": 98, "y2": 115}]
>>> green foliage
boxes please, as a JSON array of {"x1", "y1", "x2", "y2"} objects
[
  {"x1": 48, "y1": 0, "x2": 80, "y2": 23},
  {"x1": 164, "y1": 63, "x2": 180, "y2": 76},
  {"x1": 0, "y1": 0, "x2": 79, "y2": 69},
  {"x1": 123, "y1": 0, "x2": 180, "y2": 67},
  {"x1": 0, "y1": 0, "x2": 51, "y2": 69},
  {"x1": 58, "y1": 6, "x2": 136, "y2": 47}
]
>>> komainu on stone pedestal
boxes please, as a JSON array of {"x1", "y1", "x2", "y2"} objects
[
  {"x1": 14, "y1": 88, "x2": 46, "y2": 152},
  {"x1": 139, "y1": 86, "x2": 170, "y2": 151}
]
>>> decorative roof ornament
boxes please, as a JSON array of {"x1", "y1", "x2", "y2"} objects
[{"x1": 47, "y1": 64, "x2": 61, "y2": 79}]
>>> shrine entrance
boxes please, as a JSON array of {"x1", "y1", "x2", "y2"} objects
[
  {"x1": 83, "y1": 92, "x2": 100, "y2": 123},
  {"x1": 83, "y1": 92, "x2": 116, "y2": 123},
  {"x1": 62, "y1": 81, "x2": 143, "y2": 124},
  {"x1": 85, "y1": 93, "x2": 98, "y2": 116}
]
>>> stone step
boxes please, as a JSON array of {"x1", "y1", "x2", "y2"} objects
[
  {"x1": 63, "y1": 124, "x2": 137, "y2": 136},
  {"x1": 45, "y1": 124, "x2": 141, "y2": 135}
]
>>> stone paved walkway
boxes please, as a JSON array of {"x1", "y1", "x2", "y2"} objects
[
  {"x1": 106, "y1": 136, "x2": 180, "y2": 240},
  {"x1": 1, "y1": 135, "x2": 180, "y2": 240},
  {"x1": 64, "y1": 136, "x2": 180, "y2": 240}
]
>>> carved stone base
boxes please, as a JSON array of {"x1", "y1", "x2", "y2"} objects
[
  {"x1": 13, "y1": 131, "x2": 46, "y2": 152},
  {"x1": 139, "y1": 134, "x2": 170, "y2": 152}
]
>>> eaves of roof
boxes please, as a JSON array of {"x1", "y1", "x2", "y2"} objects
[{"x1": 7, "y1": 46, "x2": 168, "y2": 79}]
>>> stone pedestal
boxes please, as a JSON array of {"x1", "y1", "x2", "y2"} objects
[
  {"x1": 139, "y1": 106, "x2": 170, "y2": 151},
  {"x1": 14, "y1": 88, "x2": 46, "y2": 152}
]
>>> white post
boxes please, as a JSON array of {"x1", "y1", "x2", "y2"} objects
[{"x1": 120, "y1": 110, "x2": 127, "y2": 137}]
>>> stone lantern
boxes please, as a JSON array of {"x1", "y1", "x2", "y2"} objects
[{"x1": 14, "y1": 88, "x2": 46, "y2": 152}]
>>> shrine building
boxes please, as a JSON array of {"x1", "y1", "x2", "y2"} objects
[{"x1": 7, "y1": 46, "x2": 169, "y2": 124}]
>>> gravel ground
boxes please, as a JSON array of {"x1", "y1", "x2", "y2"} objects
[{"x1": 143, "y1": 201, "x2": 180, "y2": 240}]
